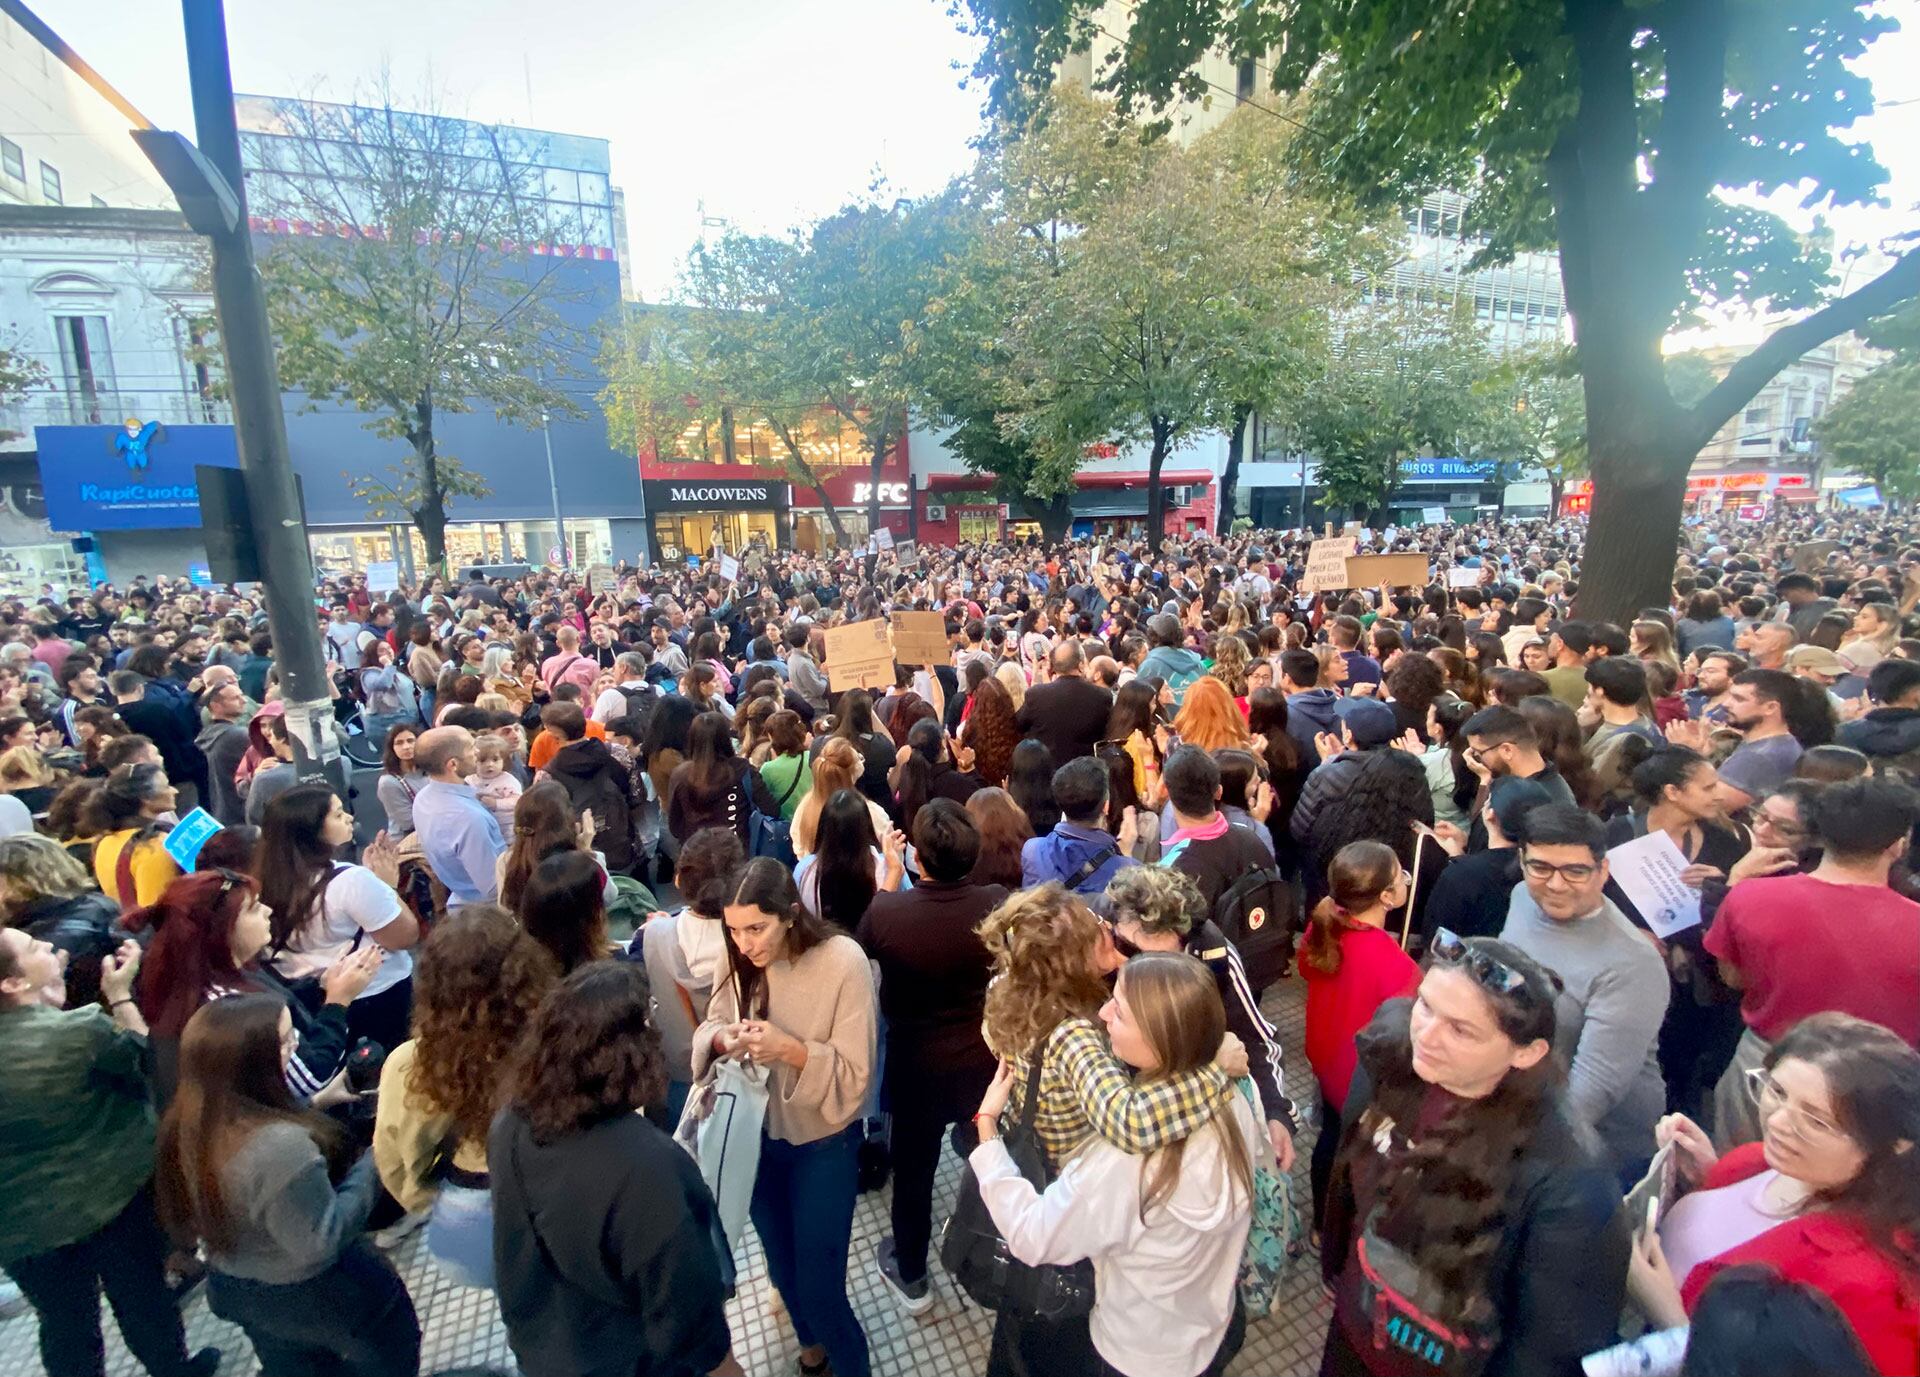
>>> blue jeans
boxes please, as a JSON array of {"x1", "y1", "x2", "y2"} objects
[
  {"x1": 426, "y1": 1178, "x2": 494, "y2": 1290},
  {"x1": 751, "y1": 1124, "x2": 869, "y2": 1377},
  {"x1": 363, "y1": 712, "x2": 411, "y2": 754}
]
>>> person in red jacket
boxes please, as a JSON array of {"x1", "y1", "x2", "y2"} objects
[
  {"x1": 1298, "y1": 839, "x2": 1419, "y2": 1226},
  {"x1": 1628, "y1": 1012, "x2": 1920, "y2": 1376}
]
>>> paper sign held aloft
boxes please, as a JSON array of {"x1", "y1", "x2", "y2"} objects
[
  {"x1": 1607, "y1": 830, "x2": 1703, "y2": 939},
  {"x1": 1447, "y1": 565, "x2": 1482, "y2": 588},
  {"x1": 586, "y1": 563, "x2": 617, "y2": 594},
  {"x1": 718, "y1": 554, "x2": 740, "y2": 582},
  {"x1": 1302, "y1": 537, "x2": 1357, "y2": 592},
  {"x1": 874, "y1": 527, "x2": 894, "y2": 550},
  {"x1": 364, "y1": 561, "x2": 399, "y2": 593},
  {"x1": 1421, "y1": 506, "x2": 1447, "y2": 525},
  {"x1": 163, "y1": 808, "x2": 224, "y2": 872},
  {"x1": 1345, "y1": 553, "x2": 1432, "y2": 590},
  {"x1": 824, "y1": 619, "x2": 895, "y2": 691},
  {"x1": 891, "y1": 610, "x2": 949, "y2": 667},
  {"x1": 893, "y1": 539, "x2": 917, "y2": 564}
]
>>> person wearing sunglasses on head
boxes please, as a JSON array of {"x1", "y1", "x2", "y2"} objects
[
  {"x1": 1626, "y1": 1013, "x2": 1920, "y2": 1377},
  {"x1": 1319, "y1": 930, "x2": 1629, "y2": 1377},
  {"x1": 1499, "y1": 803, "x2": 1670, "y2": 1184}
]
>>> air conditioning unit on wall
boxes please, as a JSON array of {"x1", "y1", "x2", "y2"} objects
[{"x1": 925, "y1": 501, "x2": 946, "y2": 523}]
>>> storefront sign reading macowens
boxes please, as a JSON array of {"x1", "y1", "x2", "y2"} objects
[{"x1": 669, "y1": 484, "x2": 770, "y2": 503}]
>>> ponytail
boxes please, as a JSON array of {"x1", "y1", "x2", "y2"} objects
[
  {"x1": 1305, "y1": 840, "x2": 1401, "y2": 975},
  {"x1": 1302, "y1": 896, "x2": 1353, "y2": 975}
]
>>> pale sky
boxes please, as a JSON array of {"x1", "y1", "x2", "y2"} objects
[{"x1": 27, "y1": 0, "x2": 1919, "y2": 314}]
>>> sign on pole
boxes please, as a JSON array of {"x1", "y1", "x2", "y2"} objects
[
  {"x1": 823, "y1": 619, "x2": 896, "y2": 691},
  {"x1": 1302, "y1": 537, "x2": 1358, "y2": 593}
]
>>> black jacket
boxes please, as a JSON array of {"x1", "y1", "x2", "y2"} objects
[
  {"x1": 490, "y1": 1108, "x2": 732, "y2": 1377},
  {"x1": 1323, "y1": 1002, "x2": 1629, "y2": 1377},
  {"x1": 545, "y1": 738, "x2": 641, "y2": 873},
  {"x1": 1186, "y1": 917, "x2": 1295, "y2": 1134},
  {"x1": 856, "y1": 878, "x2": 1005, "y2": 1079},
  {"x1": 1838, "y1": 706, "x2": 1920, "y2": 772},
  {"x1": 1015, "y1": 675, "x2": 1113, "y2": 770},
  {"x1": 1421, "y1": 847, "x2": 1523, "y2": 946},
  {"x1": 666, "y1": 755, "x2": 778, "y2": 850},
  {"x1": 19, "y1": 891, "x2": 123, "y2": 1009}
]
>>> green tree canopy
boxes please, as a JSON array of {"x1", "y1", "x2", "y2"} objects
[{"x1": 955, "y1": 0, "x2": 1920, "y2": 616}]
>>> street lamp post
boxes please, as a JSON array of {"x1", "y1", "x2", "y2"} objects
[{"x1": 134, "y1": 0, "x2": 339, "y2": 788}]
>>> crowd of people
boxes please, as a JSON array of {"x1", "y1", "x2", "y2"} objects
[{"x1": 0, "y1": 505, "x2": 1916, "y2": 1377}]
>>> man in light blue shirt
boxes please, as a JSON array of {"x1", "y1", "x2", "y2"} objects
[{"x1": 411, "y1": 726, "x2": 505, "y2": 908}]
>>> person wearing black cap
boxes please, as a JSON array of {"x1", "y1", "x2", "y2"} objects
[{"x1": 1421, "y1": 776, "x2": 1555, "y2": 944}]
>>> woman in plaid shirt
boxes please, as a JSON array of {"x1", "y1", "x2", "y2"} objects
[{"x1": 976, "y1": 884, "x2": 1238, "y2": 1377}]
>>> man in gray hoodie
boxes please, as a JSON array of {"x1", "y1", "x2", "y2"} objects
[
  {"x1": 1499, "y1": 803, "x2": 1669, "y2": 1181},
  {"x1": 194, "y1": 681, "x2": 251, "y2": 826}
]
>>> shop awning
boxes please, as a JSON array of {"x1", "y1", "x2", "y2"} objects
[
  {"x1": 925, "y1": 469, "x2": 1212, "y2": 493},
  {"x1": 1070, "y1": 493, "x2": 1150, "y2": 517}
]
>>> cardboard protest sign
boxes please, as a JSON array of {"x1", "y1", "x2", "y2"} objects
[
  {"x1": 1345, "y1": 553, "x2": 1433, "y2": 589},
  {"x1": 718, "y1": 554, "x2": 740, "y2": 582},
  {"x1": 890, "y1": 610, "x2": 949, "y2": 667},
  {"x1": 586, "y1": 563, "x2": 617, "y2": 594},
  {"x1": 1302, "y1": 537, "x2": 1358, "y2": 593},
  {"x1": 824, "y1": 619, "x2": 896, "y2": 691},
  {"x1": 1791, "y1": 540, "x2": 1839, "y2": 572}
]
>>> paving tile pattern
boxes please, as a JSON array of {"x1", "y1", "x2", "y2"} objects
[{"x1": 1, "y1": 980, "x2": 1332, "y2": 1376}]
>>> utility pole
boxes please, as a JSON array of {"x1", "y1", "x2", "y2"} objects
[{"x1": 136, "y1": 0, "x2": 338, "y2": 787}]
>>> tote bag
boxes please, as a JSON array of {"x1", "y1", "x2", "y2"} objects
[{"x1": 673, "y1": 1055, "x2": 770, "y2": 1257}]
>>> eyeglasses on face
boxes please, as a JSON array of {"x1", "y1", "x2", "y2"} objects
[
  {"x1": 1521, "y1": 856, "x2": 1599, "y2": 885},
  {"x1": 1745, "y1": 1068, "x2": 1848, "y2": 1146},
  {"x1": 1429, "y1": 927, "x2": 1531, "y2": 997},
  {"x1": 1102, "y1": 919, "x2": 1142, "y2": 961}
]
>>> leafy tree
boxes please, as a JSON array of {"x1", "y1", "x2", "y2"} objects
[
  {"x1": 248, "y1": 89, "x2": 593, "y2": 568},
  {"x1": 599, "y1": 234, "x2": 858, "y2": 543},
  {"x1": 1293, "y1": 302, "x2": 1509, "y2": 519},
  {"x1": 955, "y1": 0, "x2": 1920, "y2": 618},
  {"x1": 0, "y1": 340, "x2": 49, "y2": 445},
  {"x1": 1814, "y1": 357, "x2": 1920, "y2": 500}
]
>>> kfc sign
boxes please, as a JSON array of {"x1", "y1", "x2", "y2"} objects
[{"x1": 853, "y1": 481, "x2": 909, "y2": 505}]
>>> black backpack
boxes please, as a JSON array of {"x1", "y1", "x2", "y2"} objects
[{"x1": 1211, "y1": 863, "x2": 1297, "y2": 995}]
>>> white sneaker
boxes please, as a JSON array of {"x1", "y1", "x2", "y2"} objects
[{"x1": 0, "y1": 1277, "x2": 28, "y2": 1320}]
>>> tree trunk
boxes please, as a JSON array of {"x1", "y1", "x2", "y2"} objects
[
  {"x1": 1018, "y1": 491, "x2": 1073, "y2": 543},
  {"x1": 771, "y1": 419, "x2": 848, "y2": 544},
  {"x1": 1145, "y1": 419, "x2": 1170, "y2": 555},
  {"x1": 410, "y1": 397, "x2": 448, "y2": 572},
  {"x1": 1549, "y1": 475, "x2": 1566, "y2": 516},
  {"x1": 1221, "y1": 403, "x2": 1251, "y2": 535},
  {"x1": 1574, "y1": 438, "x2": 1692, "y2": 622},
  {"x1": 812, "y1": 486, "x2": 847, "y2": 544}
]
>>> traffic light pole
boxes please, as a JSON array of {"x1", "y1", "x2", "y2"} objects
[{"x1": 175, "y1": 0, "x2": 338, "y2": 787}]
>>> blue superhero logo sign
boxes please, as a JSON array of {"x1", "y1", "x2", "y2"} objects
[
  {"x1": 113, "y1": 418, "x2": 166, "y2": 470},
  {"x1": 35, "y1": 423, "x2": 239, "y2": 532}
]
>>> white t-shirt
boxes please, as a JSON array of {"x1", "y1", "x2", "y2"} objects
[
  {"x1": 272, "y1": 863, "x2": 411, "y2": 998},
  {"x1": 593, "y1": 682, "x2": 651, "y2": 724}
]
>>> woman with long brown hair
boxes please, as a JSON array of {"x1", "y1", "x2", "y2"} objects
[
  {"x1": 156, "y1": 995, "x2": 421, "y2": 1374},
  {"x1": 1319, "y1": 934, "x2": 1627, "y2": 1376},
  {"x1": 959, "y1": 674, "x2": 1020, "y2": 789},
  {"x1": 1173, "y1": 675, "x2": 1252, "y2": 753},
  {"x1": 965, "y1": 786, "x2": 1032, "y2": 889},
  {"x1": 974, "y1": 885, "x2": 1243, "y2": 1377},
  {"x1": 1296, "y1": 841, "x2": 1420, "y2": 1224},
  {"x1": 971, "y1": 951, "x2": 1257, "y2": 1377},
  {"x1": 374, "y1": 906, "x2": 557, "y2": 1289},
  {"x1": 667, "y1": 710, "x2": 779, "y2": 847}
]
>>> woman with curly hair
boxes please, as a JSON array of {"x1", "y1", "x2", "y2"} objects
[
  {"x1": 1207, "y1": 634, "x2": 1252, "y2": 714},
  {"x1": 1172, "y1": 673, "x2": 1252, "y2": 754},
  {"x1": 492, "y1": 962, "x2": 739, "y2": 1377},
  {"x1": 374, "y1": 906, "x2": 557, "y2": 1288},
  {"x1": 975, "y1": 884, "x2": 1242, "y2": 1377},
  {"x1": 1319, "y1": 934, "x2": 1628, "y2": 1376},
  {"x1": 960, "y1": 675, "x2": 1020, "y2": 788}
]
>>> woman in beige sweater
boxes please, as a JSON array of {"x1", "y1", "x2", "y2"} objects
[{"x1": 693, "y1": 857, "x2": 876, "y2": 1377}]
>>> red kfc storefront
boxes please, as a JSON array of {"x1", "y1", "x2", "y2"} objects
[
  {"x1": 638, "y1": 436, "x2": 912, "y2": 559},
  {"x1": 918, "y1": 470, "x2": 1217, "y2": 545}
]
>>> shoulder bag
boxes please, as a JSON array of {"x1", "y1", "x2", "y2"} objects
[{"x1": 939, "y1": 1050, "x2": 1096, "y2": 1322}]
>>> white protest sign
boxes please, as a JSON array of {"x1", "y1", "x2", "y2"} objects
[
  {"x1": 718, "y1": 554, "x2": 740, "y2": 582},
  {"x1": 1422, "y1": 507, "x2": 1447, "y2": 525},
  {"x1": 873, "y1": 527, "x2": 894, "y2": 551},
  {"x1": 1302, "y1": 537, "x2": 1358, "y2": 593},
  {"x1": 1447, "y1": 565, "x2": 1482, "y2": 588},
  {"x1": 1606, "y1": 830, "x2": 1702, "y2": 939},
  {"x1": 363, "y1": 561, "x2": 399, "y2": 592}
]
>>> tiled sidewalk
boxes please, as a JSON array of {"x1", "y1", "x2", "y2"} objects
[{"x1": 1, "y1": 981, "x2": 1332, "y2": 1377}]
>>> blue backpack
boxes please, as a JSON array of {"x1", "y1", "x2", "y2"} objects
[{"x1": 746, "y1": 763, "x2": 804, "y2": 866}]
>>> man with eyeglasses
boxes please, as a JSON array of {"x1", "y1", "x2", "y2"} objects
[
  {"x1": 1459, "y1": 705, "x2": 1575, "y2": 852},
  {"x1": 1704, "y1": 776, "x2": 1920, "y2": 1148},
  {"x1": 1500, "y1": 804, "x2": 1669, "y2": 1181}
]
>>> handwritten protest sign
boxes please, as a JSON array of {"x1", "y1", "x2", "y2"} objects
[
  {"x1": 1447, "y1": 565, "x2": 1483, "y2": 588},
  {"x1": 1345, "y1": 553, "x2": 1432, "y2": 589},
  {"x1": 890, "y1": 611, "x2": 949, "y2": 667},
  {"x1": 824, "y1": 619, "x2": 895, "y2": 691},
  {"x1": 1302, "y1": 537, "x2": 1358, "y2": 593},
  {"x1": 874, "y1": 527, "x2": 894, "y2": 551},
  {"x1": 717, "y1": 554, "x2": 740, "y2": 582},
  {"x1": 364, "y1": 561, "x2": 399, "y2": 592},
  {"x1": 163, "y1": 809, "x2": 223, "y2": 872}
]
